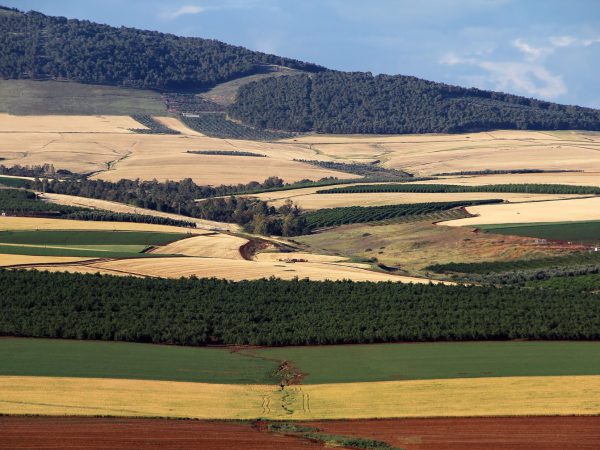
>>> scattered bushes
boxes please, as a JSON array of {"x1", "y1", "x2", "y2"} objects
[
  {"x1": 187, "y1": 150, "x2": 266, "y2": 157},
  {"x1": 180, "y1": 113, "x2": 293, "y2": 140}
]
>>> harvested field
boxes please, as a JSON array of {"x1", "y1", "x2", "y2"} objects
[
  {"x1": 46, "y1": 256, "x2": 439, "y2": 283},
  {"x1": 152, "y1": 116, "x2": 205, "y2": 136},
  {"x1": 42, "y1": 193, "x2": 240, "y2": 231},
  {"x1": 414, "y1": 172, "x2": 600, "y2": 187},
  {"x1": 0, "y1": 375, "x2": 597, "y2": 419},
  {"x1": 0, "y1": 254, "x2": 89, "y2": 267},
  {"x1": 306, "y1": 416, "x2": 600, "y2": 450},
  {"x1": 152, "y1": 233, "x2": 248, "y2": 259},
  {"x1": 0, "y1": 216, "x2": 200, "y2": 234},
  {"x1": 284, "y1": 130, "x2": 600, "y2": 176},
  {"x1": 0, "y1": 417, "x2": 323, "y2": 450},
  {"x1": 296, "y1": 219, "x2": 574, "y2": 273},
  {"x1": 258, "y1": 191, "x2": 583, "y2": 210},
  {"x1": 0, "y1": 113, "x2": 145, "y2": 133},
  {"x1": 443, "y1": 197, "x2": 600, "y2": 227}
]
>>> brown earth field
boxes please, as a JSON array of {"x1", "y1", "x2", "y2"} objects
[
  {"x1": 0, "y1": 417, "x2": 325, "y2": 450},
  {"x1": 305, "y1": 416, "x2": 600, "y2": 450},
  {"x1": 1, "y1": 416, "x2": 598, "y2": 450}
]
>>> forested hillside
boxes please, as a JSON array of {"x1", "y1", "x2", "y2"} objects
[
  {"x1": 0, "y1": 6, "x2": 323, "y2": 90},
  {"x1": 229, "y1": 72, "x2": 600, "y2": 134},
  {"x1": 2, "y1": 6, "x2": 599, "y2": 134}
]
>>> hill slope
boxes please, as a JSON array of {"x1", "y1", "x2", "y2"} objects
[
  {"x1": 1, "y1": 6, "x2": 599, "y2": 134},
  {"x1": 0, "y1": 6, "x2": 323, "y2": 91},
  {"x1": 229, "y1": 72, "x2": 600, "y2": 134}
]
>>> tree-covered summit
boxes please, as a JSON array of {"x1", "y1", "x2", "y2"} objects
[
  {"x1": 229, "y1": 71, "x2": 600, "y2": 134},
  {"x1": 0, "y1": 7, "x2": 324, "y2": 90}
]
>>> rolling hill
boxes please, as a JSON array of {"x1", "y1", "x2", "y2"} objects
[{"x1": 1, "y1": 5, "x2": 600, "y2": 135}]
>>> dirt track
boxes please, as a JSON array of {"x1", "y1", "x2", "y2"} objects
[
  {"x1": 306, "y1": 416, "x2": 600, "y2": 450},
  {"x1": 0, "y1": 417, "x2": 323, "y2": 450}
]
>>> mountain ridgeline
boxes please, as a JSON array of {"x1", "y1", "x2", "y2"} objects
[
  {"x1": 1, "y1": 6, "x2": 600, "y2": 134},
  {"x1": 229, "y1": 72, "x2": 600, "y2": 134},
  {"x1": 0, "y1": 6, "x2": 323, "y2": 90}
]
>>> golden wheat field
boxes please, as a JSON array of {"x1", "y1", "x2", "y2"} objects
[
  {"x1": 41, "y1": 256, "x2": 439, "y2": 283},
  {"x1": 151, "y1": 233, "x2": 248, "y2": 259},
  {"x1": 253, "y1": 191, "x2": 583, "y2": 210},
  {"x1": 0, "y1": 254, "x2": 90, "y2": 267},
  {"x1": 152, "y1": 116, "x2": 205, "y2": 136},
  {"x1": 443, "y1": 196, "x2": 600, "y2": 226},
  {"x1": 3, "y1": 114, "x2": 600, "y2": 185},
  {"x1": 282, "y1": 130, "x2": 600, "y2": 176},
  {"x1": 0, "y1": 113, "x2": 145, "y2": 133},
  {"x1": 1, "y1": 375, "x2": 597, "y2": 420}
]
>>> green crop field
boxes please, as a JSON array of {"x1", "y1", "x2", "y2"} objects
[
  {"x1": 256, "y1": 341, "x2": 600, "y2": 384},
  {"x1": 0, "y1": 177, "x2": 29, "y2": 188},
  {"x1": 480, "y1": 221, "x2": 600, "y2": 245},
  {"x1": 1, "y1": 339, "x2": 598, "y2": 385},
  {"x1": 0, "y1": 230, "x2": 186, "y2": 258},
  {"x1": 0, "y1": 338, "x2": 277, "y2": 384},
  {"x1": 0, "y1": 230, "x2": 186, "y2": 246}
]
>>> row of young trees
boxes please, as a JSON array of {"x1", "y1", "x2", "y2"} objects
[
  {"x1": 1, "y1": 270, "x2": 598, "y2": 345},
  {"x1": 318, "y1": 183, "x2": 600, "y2": 195},
  {"x1": 0, "y1": 7, "x2": 324, "y2": 90},
  {"x1": 230, "y1": 72, "x2": 600, "y2": 134}
]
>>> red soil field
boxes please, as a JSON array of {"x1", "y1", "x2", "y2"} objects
[
  {"x1": 305, "y1": 416, "x2": 600, "y2": 450},
  {"x1": 0, "y1": 417, "x2": 323, "y2": 450}
]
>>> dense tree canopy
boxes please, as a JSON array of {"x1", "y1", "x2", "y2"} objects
[
  {"x1": 229, "y1": 72, "x2": 600, "y2": 134},
  {"x1": 1, "y1": 270, "x2": 598, "y2": 345},
  {"x1": 0, "y1": 7, "x2": 323, "y2": 90}
]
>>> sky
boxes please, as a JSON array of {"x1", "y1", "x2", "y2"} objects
[{"x1": 4, "y1": 0, "x2": 600, "y2": 107}]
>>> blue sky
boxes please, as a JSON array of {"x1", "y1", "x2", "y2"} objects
[{"x1": 4, "y1": 0, "x2": 600, "y2": 107}]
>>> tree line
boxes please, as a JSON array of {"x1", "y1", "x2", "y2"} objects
[
  {"x1": 32, "y1": 177, "x2": 308, "y2": 236},
  {"x1": 318, "y1": 183, "x2": 600, "y2": 195},
  {"x1": 1, "y1": 270, "x2": 598, "y2": 345},
  {"x1": 229, "y1": 72, "x2": 600, "y2": 134}
]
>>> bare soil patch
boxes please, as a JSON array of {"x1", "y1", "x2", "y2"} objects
[
  {"x1": 306, "y1": 416, "x2": 600, "y2": 450},
  {"x1": 0, "y1": 417, "x2": 323, "y2": 450}
]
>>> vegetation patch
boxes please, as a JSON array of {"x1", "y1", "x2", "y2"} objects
[
  {"x1": 433, "y1": 169, "x2": 583, "y2": 176},
  {"x1": 187, "y1": 150, "x2": 266, "y2": 157},
  {"x1": 129, "y1": 115, "x2": 180, "y2": 134},
  {"x1": 180, "y1": 113, "x2": 294, "y2": 140},
  {"x1": 294, "y1": 159, "x2": 413, "y2": 179},
  {"x1": 268, "y1": 422, "x2": 399, "y2": 450},
  {"x1": 479, "y1": 221, "x2": 600, "y2": 245},
  {"x1": 427, "y1": 251, "x2": 600, "y2": 274}
]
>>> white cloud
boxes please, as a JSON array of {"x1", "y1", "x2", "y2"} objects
[
  {"x1": 440, "y1": 53, "x2": 566, "y2": 98},
  {"x1": 550, "y1": 35, "x2": 600, "y2": 48},
  {"x1": 512, "y1": 38, "x2": 551, "y2": 61},
  {"x1": 159, "y1": 5, "x2": 206, "y2": 20}
]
